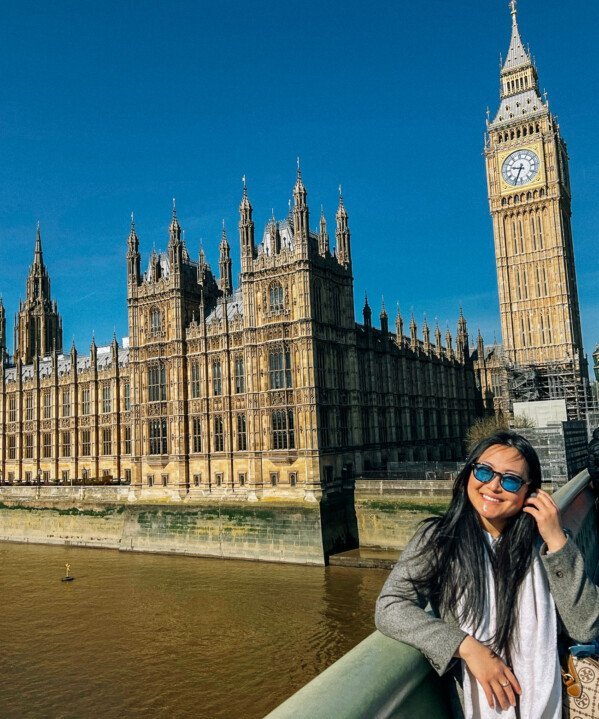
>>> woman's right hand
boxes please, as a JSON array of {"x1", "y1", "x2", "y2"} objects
[{"x1": 456, "y1": 635, "x2": 521, "y2": 710}]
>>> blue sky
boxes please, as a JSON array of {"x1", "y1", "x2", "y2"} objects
[{"x1": 0, "y1": 0, "x2": 597, "y2": 364}]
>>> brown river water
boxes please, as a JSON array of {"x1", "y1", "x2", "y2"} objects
[{"x1": 0, "y1": 543, "x2": 388, "y2": 719}]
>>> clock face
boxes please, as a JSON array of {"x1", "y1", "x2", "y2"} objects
[{"x1": 502, "y1": 149, "x2": 540, "y2": 186}]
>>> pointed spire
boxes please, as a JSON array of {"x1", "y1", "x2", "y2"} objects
[
  {"x1": 219, "y1": 221, "x2": 233, "y2": 294},
  {"x1": 318, "y1": 206, "x2": 329, "y2": 256},
  {"x1": 0, "y1": 296, "x2": 6, "y2": 355},
  {"x1": 380, "y1": 296, "x2": 388, "y2": 319},
  {"x1": 477, "y1": 328, "x2": 485, "y2": 360},
  {"x1": 458, "y1": 306, "x2": 467, "y2": 335},
  {"x1": 240, "y1": 175, "x2": 252, "y2": 212},
  {"x1": 292, "y1": 159, "x2": 309, "y2": 247},
  {"x1": 363, "y1": 293, "x2": 372, "y2": 328},
  {"x1": 395, "y1": 303, "x2": 404, "y2": 345},
  {"x1": 239, "y1": 176, "x2": 255, "y2": 270},
  {"x1": 380, "y1": 297, "x2": 388, "y2": 335},
  {"x1": 294, "y1": 156, "x2": 302, "y2": 181},
  {"x1": 335, "y1": 185, "x2": 351, "y2": 267},
  {"x1": 15, "y1": 222, "x2": 62, "y2": 362},
  {"x1": 127, "y1": 211, "x2": 141, "y2": 286},
  {"x1": 410, "y1": 311, "x2": 418, "y2": 350},
  {"x1": 445, "y1": 324, "x2": 454, "y2": 359},
  {"x1": 503, "y1": 0, "x2": 530, "y2": 72},
  {"x1": 435, "y1": 320, "x2": 442, "y2": 357},
  {"x1": 169, "y1": 197, "x2": 181, "y2": 244},
  {"x1": 491, "y1": 0, "x2": 542, "y2": 118},
  {"x1": 197, "y1": 241, "x2": 207, "y2": 288},
  {"x1": 220, "y1": 219, "x2": 229, "y2": 249},
  {"x1": 34, "y1": 221, "x2": 43, "y2": 267},
  {"x1": 423, "y1": 314, "x2": 430, "y2": 353}
]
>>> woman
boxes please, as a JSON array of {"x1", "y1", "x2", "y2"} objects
[{"x1": 375, "y1": 431, "x2": 599, "y2": 718}]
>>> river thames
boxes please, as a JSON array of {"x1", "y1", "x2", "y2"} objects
[{"x1": 0, "y1": 543, "x2": 388, "y2": 719}]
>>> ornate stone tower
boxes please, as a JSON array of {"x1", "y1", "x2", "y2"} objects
[
  {"x1": 126, "y1": 203, "x2": 203, "y2": 494},
  {"x1": 14, "y1": 224, "x2": 63, "y2": 363},
  {"x1": 0, "y1": 297, "x2": 6, "y2": 362},
  {"x1": 485, "y1": 1, "x2": 586, "y2": 417}
]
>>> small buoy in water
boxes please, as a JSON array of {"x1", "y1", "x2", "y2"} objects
[{"x1": 61, "y1": 562, "x2": 75, "y2": 583}]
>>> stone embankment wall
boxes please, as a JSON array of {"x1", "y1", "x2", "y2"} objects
[
  {"x1": 353, "y1": 480, "x2": 453, "y2": 551},
  {"x1": 0, "y1": 487, "x2": 328, "y2": 565}
]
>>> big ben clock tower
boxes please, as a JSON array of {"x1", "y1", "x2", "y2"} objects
[{"x1": 485, "y1": 0, "x2": 587, "y2": 418}]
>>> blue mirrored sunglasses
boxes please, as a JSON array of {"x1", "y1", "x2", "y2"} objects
[{"x1": 472, "y1": 463, "x2": 527, "y2": 494}]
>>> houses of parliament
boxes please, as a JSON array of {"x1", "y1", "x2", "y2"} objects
[
  {"x1": 0, "y1": 2, "x2": 590, "y2": 497},
  {"x1": 0, "y1": 175, "x2": 479, "y2": 497}
]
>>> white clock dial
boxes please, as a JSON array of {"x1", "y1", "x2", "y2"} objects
[{"x1": 502, "y1": 149, "x2": 540, "y2": 186}]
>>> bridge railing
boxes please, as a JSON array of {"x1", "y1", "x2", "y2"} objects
[{"x1": 264, "y1": 469, "x2": 597, "y2": 719}]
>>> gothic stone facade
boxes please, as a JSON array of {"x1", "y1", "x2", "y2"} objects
[
  {"x1": 479, "y1": 0, "x2": 588, "y2": 419},
  {"x1": 0, "y1": 171, "x2": 479, "y2": 498}
]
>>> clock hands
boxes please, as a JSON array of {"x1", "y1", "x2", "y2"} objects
[{"x1": 514, "y1": 163, "x2": 524, "y2": 185}]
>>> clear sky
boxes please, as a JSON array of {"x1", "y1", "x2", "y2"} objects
[{"x1": 0, "y1": 0, "x2": 597, "y2": 364}]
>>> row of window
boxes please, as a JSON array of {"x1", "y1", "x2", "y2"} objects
[
  {"x1": 312, "y1": 282, "x2": 342, "y2": 325},
  {"x1": 496, "y1": 122, "x2": 541, "y2": 144},
  {"x1": 315, "y1": 345, "x2": 345, "y2": 389},
  {"x1": 518, "y1": 311, "x2": 554, "y2": 347},
  {"x1": 357, "y1": 352, "x2": 463, "y2": 400},
  {"x1": 320, "y1": 406, "x2": 462, "y2": 447},
  {"x1": 6, "y1": 428, "x2": 132, "y2": 459},
  {"x1": 188, "y1": 471, "x2": 297, "y2": 488},
  {"x1": 6, "y1": 348, "x2": 293, "y2": 421},
  {"x1": 506, "y1": 212, "x2": 546, "y2": 254},
  {"x1": 147, "y1": 411, "x2": 294, "y2": 456},
  {"x1": 144, "y1": 471, "x2": 298, "y2": 488},
  {"x1": 5, "y1": 403, "x2": 462, "y2": 459},
  {"x1": 5, "y1": 468, "x2": 133, "y2": 484},
  {"x1": 513, "y1": 265, "x2": 550, "y2": 300},
  {"x1": 188, "y1": 350, "x2": 291, "y2": 400},
  {"x1": 148, "y1": 282, "x2": 287, "y2": 341},
  {"x1": 7, "y1": 384, "x2": 131, "y2": 422}
]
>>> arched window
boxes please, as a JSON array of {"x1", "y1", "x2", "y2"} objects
[
  {"x1": 150, "y1": 307, "x2": 162, "y2": 334},
  {"x1": 518, "y1": 217, "x2": 524, "y2": 253},
  {"x1": 268, "y1": 348, "x2": 292, "y2": 389},
  {"x1": 530, "y1": 215, "x2": 537, "y2": 249},
  {"x1": 269, "y1": 282, "x2": 284, "y2": 312},
  {"x1": 540, "y1": 313, "x2": 546, "y2": 344},
  {"x1": 313, "y1": 281, "x2": 322, "y2": 322},
  {"x1": 272, "y1": 409, "x2": 295, "y2": 450}
]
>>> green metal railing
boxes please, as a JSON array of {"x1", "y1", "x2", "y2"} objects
[{"x1": 265, "y1": 469, "x2": 597, "y2": 719}]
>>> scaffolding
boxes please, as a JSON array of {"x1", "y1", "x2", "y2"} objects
[{"x1": 507, "y1": 359, "x2": 588, "y2": 422}]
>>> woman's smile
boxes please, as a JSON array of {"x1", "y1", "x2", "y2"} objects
[{"x1": 467, "y1": 444, "x2": 529, "y2": 535}]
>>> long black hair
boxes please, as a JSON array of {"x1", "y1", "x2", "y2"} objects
[{"x1": 408, "y1": 431, "x2": 542, "y2": 658}]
